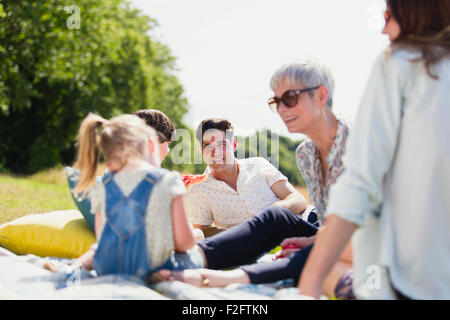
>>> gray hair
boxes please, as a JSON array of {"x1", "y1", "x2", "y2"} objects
[{"x1": 270, "y1": 59, "x2": 335, "y2": 108}]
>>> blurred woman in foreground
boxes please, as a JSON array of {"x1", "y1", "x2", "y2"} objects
[{"x1": 299, "y1": 0, "x2": 450, "y2": 300}]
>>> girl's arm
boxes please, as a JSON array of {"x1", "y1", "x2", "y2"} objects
[
  {"x1": 171, "y1": 195, "x2": 196, "y2": 252},
  {"x1": 95, "y1": 212, "x2": 102, "y2": 239},
  {"x1": 76, "y1": 212, "x2": 102, "y2": 270}
]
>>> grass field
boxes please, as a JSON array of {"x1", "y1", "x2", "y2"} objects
[
  {"x1": 0, "y1": 165, "x2": 107, "y2": 225},
  {"x1": 0, "y1": 166, "x2": 310, "y2": 225},
  {"x1": 0, "y1": 171, "x2": 76, "y2": 225}
]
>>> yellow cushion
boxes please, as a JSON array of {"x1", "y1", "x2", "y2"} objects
[{"x1": 0, "y1": 210, "x2": 96, "y2": 259}]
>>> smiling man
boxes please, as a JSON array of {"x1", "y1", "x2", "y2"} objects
[{"x1": 185, "y1": 118, "x2": 310, "y2": 236}]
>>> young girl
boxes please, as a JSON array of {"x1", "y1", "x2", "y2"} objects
[{"x1": 73, "y1": 113, "x2": 204, "y2": 281}]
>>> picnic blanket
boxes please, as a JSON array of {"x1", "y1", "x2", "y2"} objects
[{"x1": 0, "y1": 247, "x2": 315, "y2": 300}]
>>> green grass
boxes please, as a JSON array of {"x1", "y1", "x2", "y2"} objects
[{"x1": 0, "y1": 169, "x2": 77, "y2": 225}]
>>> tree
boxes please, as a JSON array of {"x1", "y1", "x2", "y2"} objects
[
  {"x1": 0, "y1": 0, "x2": 189, "y2": 173},
  {"x1": 235, "y1": 129, "x2": 306, "y2": 187}
]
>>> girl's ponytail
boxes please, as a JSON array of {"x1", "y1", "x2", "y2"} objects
[{"x1": 74, "y1": 113, "x2": 107, "y2": 196}]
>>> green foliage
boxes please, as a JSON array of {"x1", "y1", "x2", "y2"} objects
[
  {"x1": 0, "y1": 0, "x2": 307, "y2": 184},
  {"x1": 236, "y1": 129, "x2": 305, "y2": 187},
  {"x1": 0, "y1": 0, "x2": 189, "y2": 173},
  {"x1": 162, "y1": 126, "x2": 207, "y2": 175}
]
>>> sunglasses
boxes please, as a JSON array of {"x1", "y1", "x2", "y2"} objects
[{"x1": 268, "y1": 86, "x2": 320, "y2": 113}]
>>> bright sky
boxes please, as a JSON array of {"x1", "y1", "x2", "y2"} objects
[{"x1": 130, "y1": 0, "x2": 389, "y2": 140}]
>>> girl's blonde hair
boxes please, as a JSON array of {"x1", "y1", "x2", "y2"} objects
[{"x1": 73, "y1": 113, "x2": 158, "y2": 195}]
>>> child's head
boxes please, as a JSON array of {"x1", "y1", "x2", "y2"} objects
[
  {"x1": 74, "y1": 113, "x2": 160, "y2": 194},
  {"x1": 134, "y1": 109, "x2": 175, "y2": 162}
]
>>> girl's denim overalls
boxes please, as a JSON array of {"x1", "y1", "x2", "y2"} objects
[{"x1": 93, "y1": 169, "x2": 202, "y2": 282}]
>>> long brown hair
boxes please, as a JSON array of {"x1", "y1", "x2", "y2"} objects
[
  {"x1": 387, "y1": 0, "x2": 450, "y2": 78},
  {"x1": 73, "y1": 113, "x2": 157, "y2": 195}
]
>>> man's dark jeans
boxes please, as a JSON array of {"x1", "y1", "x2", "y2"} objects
[{"x1": 198, "y1": 206, "x2": 318, "y2": 284}]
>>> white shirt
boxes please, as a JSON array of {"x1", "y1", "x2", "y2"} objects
[
  {"x1": 327, "y1": 48, "x2": 450, "y2": 299},
  {"x1": 185, "y1": 157, "x2": 287, "y2": 228}
]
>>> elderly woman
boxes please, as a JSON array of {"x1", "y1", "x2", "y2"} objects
[
  {"x1": 156, "y1": 59, "x2": 353, "y2": 299},
  {"x1": 269, "y1": 59, "x2": 348, "y2": 227},
  {"x1": 299, "y1": 0, "x2": 450, "y2": 300}
]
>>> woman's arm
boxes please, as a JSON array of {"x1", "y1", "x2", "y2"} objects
[
  {"x1": 298, "y1": 214, "x2": 357, "y2": 298},
  {"x1": 172, "y1": 195, "x2": 196, "y2": 252}
]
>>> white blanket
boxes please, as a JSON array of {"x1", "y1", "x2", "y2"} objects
[{"x1": 0, "y1": 248, "x2": 314, "y2": 300}]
